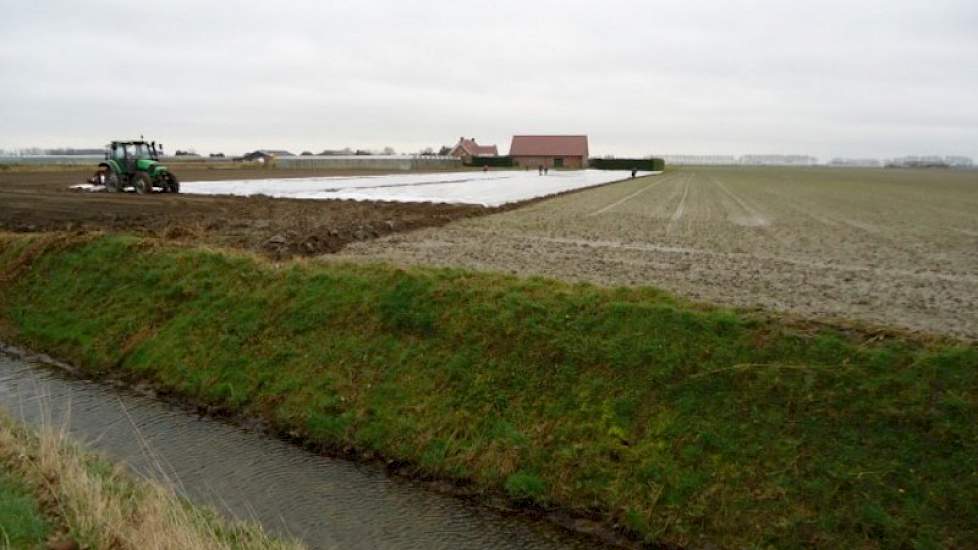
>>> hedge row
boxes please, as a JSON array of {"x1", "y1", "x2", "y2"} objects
[
  {"x1": 589, "y1": 158, "x2": 665, "y2": 171},
  {"x1": 465, "y1": 156, "x2": 666, "y2": 170},
  {"x1": 466, "y1": 156, "x2": 515, "y2": 167}
]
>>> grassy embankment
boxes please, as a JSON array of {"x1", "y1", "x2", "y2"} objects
[
  {"x1": 0, "y1": 233, "x2": 975, "y2": 548},
  {"x1": 0, "y1": 467, "x2": 49, "y2": 548},
  {"x1": 0, "y1": 410, "x2": 302, "y2": 549}
]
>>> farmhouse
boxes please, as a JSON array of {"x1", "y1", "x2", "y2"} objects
[
  {"x1": 510, "y1": 135, "x2": 589, "y2": 169},
  {"x1": 449, "y1": 137, "x2": 499, "y2": 163}
]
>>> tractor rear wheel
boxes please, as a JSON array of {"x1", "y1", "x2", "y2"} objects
[
  {"x1": 104, "y1": 170, "x2": 121, "y2": 192},
  {"x1": 134, "y1": 172, "x2": 153, "y2": 194}
]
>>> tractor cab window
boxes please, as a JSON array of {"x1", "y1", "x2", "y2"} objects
[
  {"x1": 133, "y1": 143, "x2": 151, "y2": 159},
  {"x1": 124, "y1": 144, "x2": 135, "y2": 158},
  {"x1": 113, "y1": 146, "x2": 125, "y2": 160}
]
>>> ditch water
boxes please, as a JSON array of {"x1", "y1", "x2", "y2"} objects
[{"x1": 0, "y1": 351, "x2": 602, "y2": 550}]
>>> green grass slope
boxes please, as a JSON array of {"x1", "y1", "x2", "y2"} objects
[
  {"x1": 1, "y1": 234, "x2": 976, "y2": 548},
  {"x1": 0, "y1": 471, "x2": 50, "y2": 549}
]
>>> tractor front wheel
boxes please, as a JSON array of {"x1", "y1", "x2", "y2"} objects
[
  {"x1": 104, "y1": 171, "x2": 121, "y2": 192},
  {"x1": 134, "y1": 172, "x2": 153, "y2": 194},
  {"x1": 164, "y1": 173, "x2": 180, "y2": 194}
]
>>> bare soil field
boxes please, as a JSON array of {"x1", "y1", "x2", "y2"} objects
[
  {"x1": 331, "y1": 167, "x2": 978, "y2": 340},
  {"x1": 0, "y1": 166, "x2": 487, "y2": 257}
]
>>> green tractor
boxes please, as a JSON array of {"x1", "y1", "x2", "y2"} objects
[{"x1": 94, "y1": 139, "x2": 179, "y2": 194}]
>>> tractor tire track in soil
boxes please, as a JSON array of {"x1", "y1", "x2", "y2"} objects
[
  {"x1": 708, "y1": 174, "x2": 769, "y2": 227},
  {"x1": 586, "y1": 175, "x2": 671, "y2": 217},
  {"x1": 664, "y1": 174, "x2": 693, "y2": 236}
]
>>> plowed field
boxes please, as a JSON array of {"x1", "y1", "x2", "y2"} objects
[
  {"x1": 0, "y1": 167, "x2": 487, "y2": 257},
  {"x1": 332, "y1": 167, "x2": 978, "y2": 339}
]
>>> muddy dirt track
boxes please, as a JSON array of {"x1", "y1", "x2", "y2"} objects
[
  {"x1": 331, "y1": 167, "x2": 978, "y2": 340},
  {"x1": 0, "y1": 167, "x2": 487, "y2": 257}
]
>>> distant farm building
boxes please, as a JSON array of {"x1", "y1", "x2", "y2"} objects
[
  {"x1": 449, "y1": 137, "x2": 499, "y2": 163},
  {"x1": 239, "y1": 149, "x2": 295, "y2": 163},
  {"x1": 739, "y1": 154, "x2": 818, "y2": 167},
  {"x1": 509, "y1": 135, "x2": 589, "y2": 169},
  {"x1": 828, "y1": 158, "x2": 882, "y2": 168},
  {"x1": 660, "y1": 154, "x2": 739, "y2": 166}
]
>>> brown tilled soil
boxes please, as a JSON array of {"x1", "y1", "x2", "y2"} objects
[
  {"x1": 331, "y1": 167, "x2": 978, "y2": 340},
  {"x1": 0, "y1": 166, "x2": 488, "y2": 258}
]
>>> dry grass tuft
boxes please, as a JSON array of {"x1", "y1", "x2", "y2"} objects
[{"x1": 0, "y1": 412, "x2": 304, "y2": 550}]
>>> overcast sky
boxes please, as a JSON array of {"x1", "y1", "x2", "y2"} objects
[{"x1": 1, "y1": 0, "x2": 976, "y2": 159}]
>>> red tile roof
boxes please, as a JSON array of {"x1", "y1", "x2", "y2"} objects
[
  {"x1": 509, "y1": 135, "x2": 589, "y2": 157},
  {"x1": 452, "y1": 138, "x2": 498, "y2": 157},
  {"x1": 474, "y1": 144, "x2": 498, "y2": 156}
]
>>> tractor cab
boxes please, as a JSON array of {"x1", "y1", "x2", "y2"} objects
[{"x1": 106, "y1": 140, "x2": 162, "y2": 162}]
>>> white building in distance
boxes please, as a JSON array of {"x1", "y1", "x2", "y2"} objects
[
  {"x1": 658, "y1": 154, "x2": 739, "y2": 166},
  {"x1": 828, "y1": 158, "x2": 882, "y2": 167},
  {"x1": 944, "y1": 156, "x2": 974, "y2": 168},
  {"x1": 740, "y1": 155, "x2": 819, "y2": 166}
]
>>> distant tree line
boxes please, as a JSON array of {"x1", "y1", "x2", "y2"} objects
[
  {"x1": 0, "y1": 144, "x2": 458, "y2": 159},
  {"x1": 308, "y1": 147, "x2": 399, "y2": 156},
  {"x1": 417, "y1": 146, "x2": 453, "y2": 156},
  {"x1": 0, "y1": 147, "x2": 103, "y2": 156}
]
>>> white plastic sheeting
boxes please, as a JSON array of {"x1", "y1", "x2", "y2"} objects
[{"x1": 181, "y1": 170, "x2": 655, "y2": 207}]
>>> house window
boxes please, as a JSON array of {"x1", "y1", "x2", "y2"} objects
[{"x1": 553, "y1": 158, "x2": 564, "y2": 168}]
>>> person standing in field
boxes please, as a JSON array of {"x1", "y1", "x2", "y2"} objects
[
  {"x1": 538, "y1": 165, "x2": 543, "y2": 175},
  {"x1": 631, "y1": 168, "x2": 637, "y2": 178}
]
